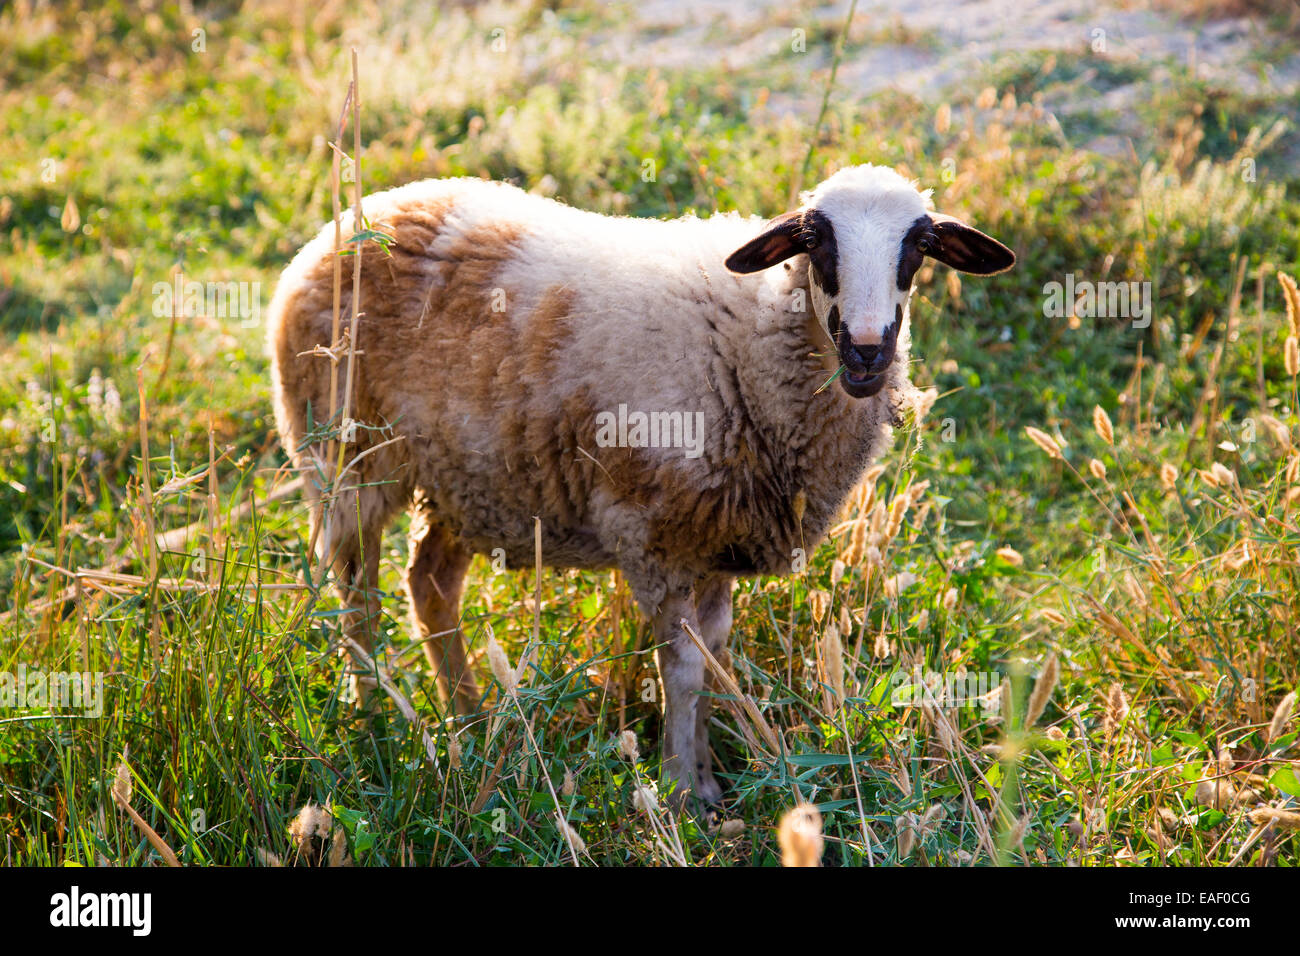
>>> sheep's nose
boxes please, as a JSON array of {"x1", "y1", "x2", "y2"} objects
[
  {"x1": 845, "y1": 340, "x2": 886, "y2": 370},
  {"x1": 845, "y1": 321, "x2": 899, "y2": 373}
]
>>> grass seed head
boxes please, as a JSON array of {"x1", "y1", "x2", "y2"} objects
[
  {"x1": 1103, "y1": 683, "x2": 1130, "y2": 742},
  {"x1": 1092, "y1": 406, "x2": 1114, "y2": 445},
  {"x1": 1025, "y1": 426, "x2": 1062, "y2": 459},
  {"x1": 778, "y1": 804, "x2": 824, "y2": 867},
  {"x1": 1026, "y1": 652, "x2": 1059, "y2": 726},
  {"x1": 935, "y1": 102, "x2": 951, "y2": 134},
  {"x1": 1280, "y1": 271, "x2": 1300, "y2": 337},
  {"x1": 996, "y1": 546, "x2": 1024, "y2": 567},
  {"x1": 486, "y1": 629, "x2": 517, "y2": 698},
  {"x1": 111, "y1": 757, "x2": 133, "y2": 808},
  {"x1": 289, "y1": 802, "x2": 335, "y2": 860},
  {"x1": 809, "y1": 588, "x2": 830, "y2": 626},
  {"x1": 632, "y1": 782, "x2": 660, "y2": 815},
  {"x1": 558, "y1": 818, "x2": 586, "y2": 857},
  {"x1": 1268, "y1": 691, "x2": 1296, "y2": 744},
  {"x1": 719, "y1": 819, "x2": 745, "y2": 839},
  {"x1": 618, "y1": 729, "x2": 640, "y2": 762}
]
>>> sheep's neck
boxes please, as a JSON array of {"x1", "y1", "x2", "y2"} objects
[{"x1": 721, "y1": 267, "x2": 904, "y2": 552}]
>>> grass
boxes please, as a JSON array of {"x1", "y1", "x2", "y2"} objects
[{"x1": 1, "y1": 0, "x2": 1299, "y2": 866}]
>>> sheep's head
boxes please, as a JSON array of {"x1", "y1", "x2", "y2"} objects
[{"x1": 724, "y1": 164, "x2": 1015, "y2": 398}]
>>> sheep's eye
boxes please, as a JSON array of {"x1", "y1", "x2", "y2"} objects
[{"x1": 916, "y1": 236, "x2": 935, "y2": 254}]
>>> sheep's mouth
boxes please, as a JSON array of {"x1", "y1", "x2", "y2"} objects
[
  {"x1": 839, "y1": 365, "x2": 886, "y2": 398},
  {"x1": 835, "y1": 336, "x2": 894, "y2": 399}
]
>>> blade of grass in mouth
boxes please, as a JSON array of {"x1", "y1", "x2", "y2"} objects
[{"x1": 815, "y1": 365, "x2": 846, "y2": 395}]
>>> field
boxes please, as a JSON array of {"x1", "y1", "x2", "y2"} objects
[{"x1": 2, "y1": 0, "x2": 1299, "y2": 867}]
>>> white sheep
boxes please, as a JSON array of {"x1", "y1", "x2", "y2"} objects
[{"x1": 267, "y1": 163, "x2": 1014, "y2": 806}]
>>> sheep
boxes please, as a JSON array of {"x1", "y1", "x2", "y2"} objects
[{"x1": 267, "y1": 163, "x2": 1014, "y2": 807}]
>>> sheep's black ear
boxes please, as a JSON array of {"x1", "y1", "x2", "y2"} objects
[
  {"x1": 925, "y1": 214, "x2": 1016, "y2": 275},
  {"x1": 724, "y1": 211, "x2": 806, "y2": 273}
]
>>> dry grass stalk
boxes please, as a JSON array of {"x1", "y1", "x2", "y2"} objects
[
  {"x1": 681, "y1": 620, "x2": 781, "y2": 756},
  {"x1": 341, "y1": 636, "x2": 442, "y2": 776},
  {"x1": 109, "y1": 755, "x2": 180, "y2": 867}
]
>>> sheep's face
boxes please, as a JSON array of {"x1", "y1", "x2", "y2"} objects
[{"x1": 725, "y1": 164, "x2": 1015, "y2": 398}]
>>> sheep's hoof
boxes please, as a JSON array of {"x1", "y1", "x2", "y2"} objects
[
  {"x1": 695, "y1": 775, "x2": 724, "y2": 809},
  {"x1": 667, "y1": 776, "x2": 724, "y2": 819}
]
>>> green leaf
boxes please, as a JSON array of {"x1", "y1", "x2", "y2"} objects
[
  {"x1": 1271, "y1": 764, "x2": 1300, "y2": 799},
  {"x1": 785, "y1": 752, "x2": 872, "y2": 768}
]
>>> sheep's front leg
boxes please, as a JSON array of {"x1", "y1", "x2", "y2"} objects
[
  {"x1": 652, "y1": 589, "x2": 721, "y2": 808},
  {"x1": 692, "y1": 574, "x2": 734, "y2": 805}
]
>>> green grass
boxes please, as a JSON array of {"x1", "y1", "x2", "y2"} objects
[{"x1": 1, "y1": 0, "x2": 1298, "y2": 866}]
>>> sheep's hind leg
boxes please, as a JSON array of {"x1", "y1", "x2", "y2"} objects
[
  {"x1": 318, "y1": 486, "x2": 384, "y2": 714},
  {"x1": 407, "y1": 503, "x2": 480, "y2": 716},
  {"x1": 692, "y1": 574, "x2": 734, "y2": 808}
]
